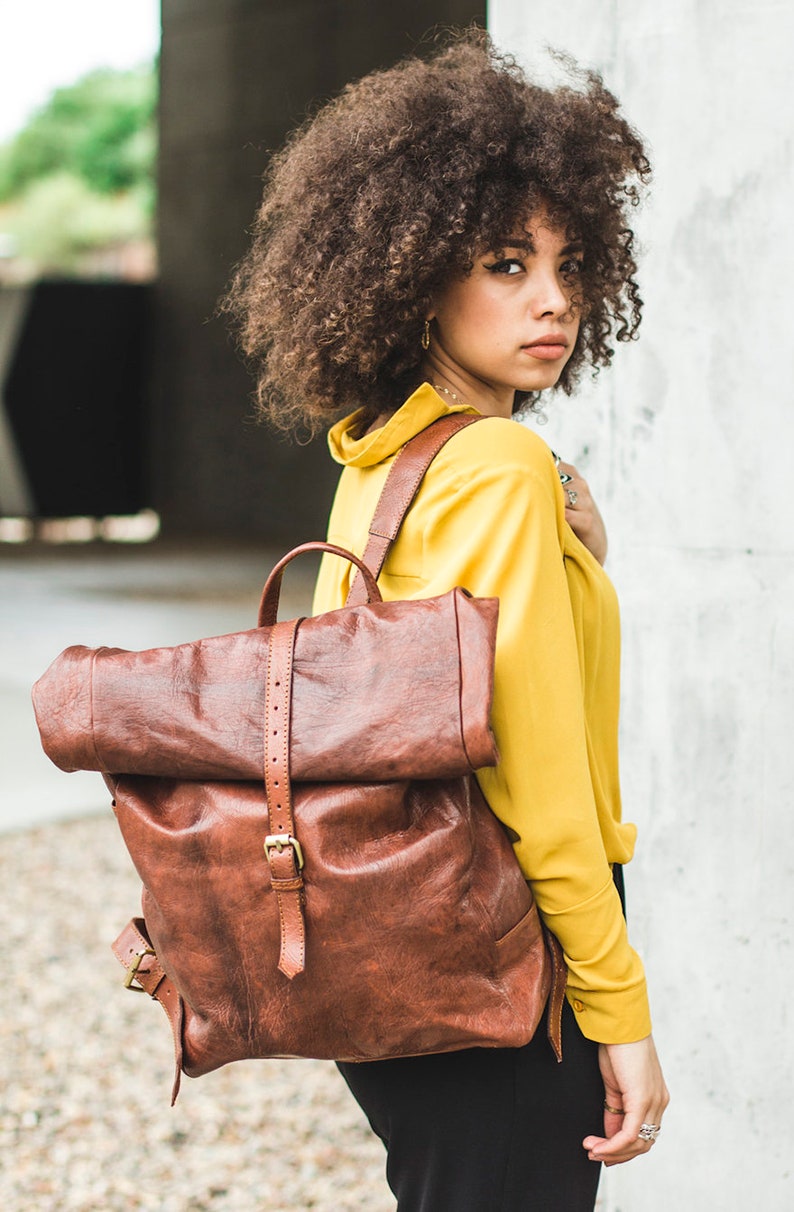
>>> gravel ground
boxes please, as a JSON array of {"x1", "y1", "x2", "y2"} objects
[{"x1": 0, "y1": 812, "x2": 396, "y2": 1212}]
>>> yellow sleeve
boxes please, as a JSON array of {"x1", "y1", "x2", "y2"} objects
[{"x1": 411, "y1": 421, "x2": 651, "y2": 1044}]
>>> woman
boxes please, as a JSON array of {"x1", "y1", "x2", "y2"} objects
[{"x1": 224, "y1": 29, "x2": 669, "y2": 1211}]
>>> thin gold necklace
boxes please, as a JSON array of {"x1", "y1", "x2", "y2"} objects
[{"x1": 432, "y1": 382, "x2": 466, "y2": 406}]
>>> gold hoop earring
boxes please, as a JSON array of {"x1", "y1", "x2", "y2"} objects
[{"x1": 421, "y1": 320, "x2": 431, "y2": 351}]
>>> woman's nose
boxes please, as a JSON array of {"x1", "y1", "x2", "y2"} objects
[{"x1": 528, "y1": 270, "x2": 570, "y2": 319}]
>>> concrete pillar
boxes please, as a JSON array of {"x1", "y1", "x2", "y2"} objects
[
  {"x1": 489, "y1": 2, "x2": 794, "y2": 1207},
  {"x1": 156, "y1": 0, "x2": 485, "y2": 540}
]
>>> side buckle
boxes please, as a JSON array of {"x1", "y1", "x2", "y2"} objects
[
  {"x1": 124, "y1": 946, "x2": 156, "y2": 992},
  {"x1": 264, "y1": 833, "x2": 305, "y2": 871}
]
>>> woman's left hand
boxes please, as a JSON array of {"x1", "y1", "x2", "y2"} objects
[
  {"x1": 557, "y1": 460, "x2": 608, "y2": 565},
  {"x1": 583, "y1": 1034, "x2": 670, "y2": 1167}
]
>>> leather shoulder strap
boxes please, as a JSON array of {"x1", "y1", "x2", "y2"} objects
[{"x1": 345, "y1": 412, "x2": 482, "y2": 607}]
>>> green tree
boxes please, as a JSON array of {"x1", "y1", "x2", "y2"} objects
[
  {"x1": 4, "y1": 172, "x2": 151, "y2": 272},
  {"x1": 0, "y1": 65, "x2": 156, "y2": 202}
]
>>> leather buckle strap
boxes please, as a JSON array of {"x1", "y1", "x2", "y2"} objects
[
  {"x1": 346, "y1": 413, "x2": 482, "y2": 607},
  {"x1": 123, "y1": 944, "x2": 156, "y2": 990},
  {"x1": 544, "y1": 927, "x2": 567, "y2": 1062},
  {"x1": 112, "y1": 917, "x2": 185, "y2": 1104},
  {"x1": 263, "y1": 616, "x2": 306, "y2": 979}
]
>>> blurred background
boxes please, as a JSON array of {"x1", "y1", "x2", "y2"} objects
[{"x1": 1, "y1": 1, "x2": 792, "y2": 1209}]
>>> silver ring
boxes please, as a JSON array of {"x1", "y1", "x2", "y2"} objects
[
  {"x1": 566, "y1": 488, "x2": 578, "y2": 507},
  {"x1": 559, "y1": 471, "x2": 573, "y2": 485},
  {"x1": 552, "y1": 450, "x2": 561, "y2": 467},
  {"x1": 638, "y1": 1123, "x2": 661, "y2": 1143}
]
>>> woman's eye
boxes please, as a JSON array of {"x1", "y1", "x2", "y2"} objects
[
  {"x1": 485, "y1": 258, "x2": 524, "y2": 275},
  {"x1": 560, "y1": 258, "x2": 583, "y2": 278}
]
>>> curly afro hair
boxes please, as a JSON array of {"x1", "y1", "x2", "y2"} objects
[{"x1": 222, "y1": 28, "x2": 651, "y2": 434}]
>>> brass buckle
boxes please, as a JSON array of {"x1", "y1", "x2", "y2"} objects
[
  {"x1": 124, "y1": 946, "x2": 156, "y2": 992},
  {"x1": 264, "y1": 833, "x2": 305, "y2": 871}
]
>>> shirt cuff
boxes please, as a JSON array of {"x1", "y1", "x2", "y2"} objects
[
  {"x1": 565, "y1": 979, "x2": 652, "y2": 1043},
  {"x1": 538, "y1": 876, "x2": 653, "y2": 1042}
]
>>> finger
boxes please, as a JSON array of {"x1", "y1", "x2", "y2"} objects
[
  {"x1": 583, "y1": 1114, "x2": 663, "y2": 1164},
  {"x1": 584, "y1": 1123, "x2": 652, "y2": 1151},
  {"x1": 557, "y1": 461, "x2": 590, "y2": 494},
  {"x1": 562, "y1": 482, "x2": 593, "y2": 511},
  {"x1": 602, "y1": 1105, "x2": 627, "y2": 1137},
  {"x1": 582, "y1": 1128, "x2": 653, "y2": 1165},
  {"x1": 556, "y1": 461, "x2": 583, "y2": 497},
  {"x1": 564, "y1": 489, "x2": 587, "y2": 512}
]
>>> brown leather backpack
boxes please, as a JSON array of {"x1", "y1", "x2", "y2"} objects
[{"x1": 32, "y1": 414, "x2": 565, "y2": 1103}]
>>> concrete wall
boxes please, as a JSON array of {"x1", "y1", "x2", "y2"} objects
[
  {"x1": 488, "y1": 1, "x2": 794, "y2": 1207},
  {"x1": 156, "y1": 0, "x2": 485, "y2": 540}
]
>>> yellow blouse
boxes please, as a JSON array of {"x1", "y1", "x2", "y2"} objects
[{"x1": 313, "y1": 383, "x2": 652, "y2": 1044}]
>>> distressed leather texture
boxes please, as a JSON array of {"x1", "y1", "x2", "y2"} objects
[
  {"x1": 32, "y1": 587, "x2": 498, "y2": 785},
  {"x1": 32, "y1": 415, "x2": 565, "y2": 1101}
]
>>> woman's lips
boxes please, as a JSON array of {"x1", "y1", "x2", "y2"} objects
[{"x1": 522, "y1": 343, "x2": 567, "y2": 361}]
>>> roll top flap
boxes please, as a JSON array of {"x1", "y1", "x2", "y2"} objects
[{"x1": 32, "y1": 588, "x2": 498, "y2": 782}]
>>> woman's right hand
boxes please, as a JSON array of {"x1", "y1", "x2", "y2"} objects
[
  {"x1": 582, "y1": 1034, "x2": 670, "y2": 1166},
  {"x1": 557, "y1": 459, "x2": 608, "y2": 565}
]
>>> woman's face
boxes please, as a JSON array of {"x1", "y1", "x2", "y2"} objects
[{"x1": 426, "y1": 211, "x2": 582, "y2": 418}]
